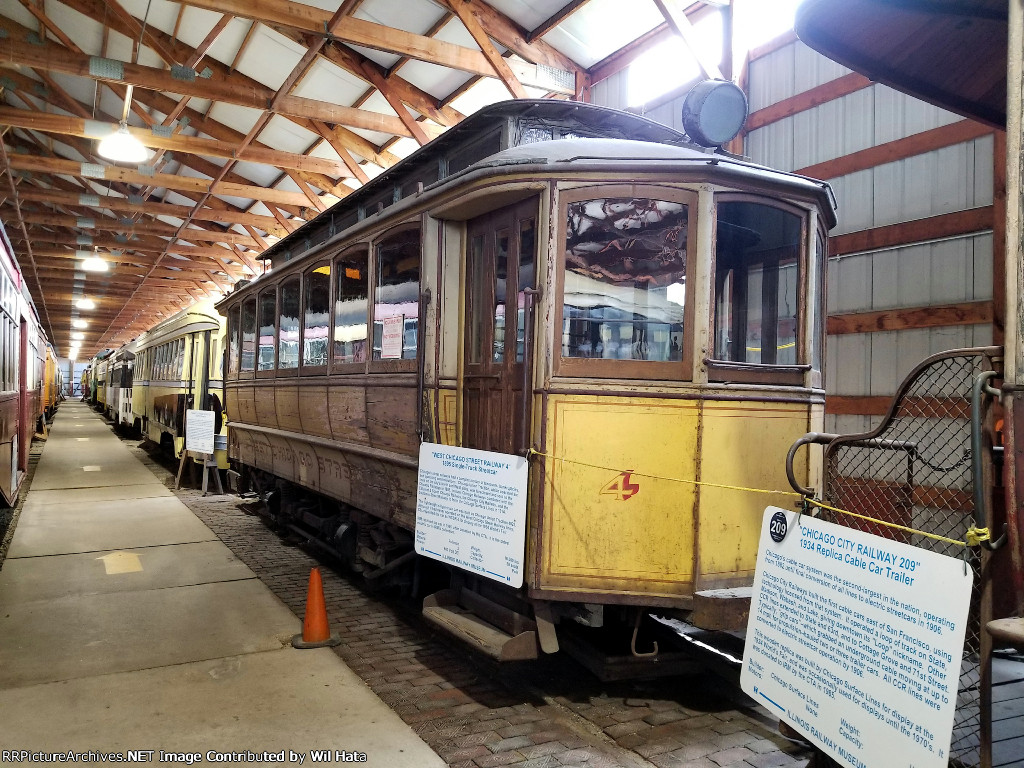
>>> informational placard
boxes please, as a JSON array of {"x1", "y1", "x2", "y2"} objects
[
  {"x1": 415, "y1": 443, "x2": 528, "y2": 587},
  {"x1": 381, "y1": 314, "x2": 404, "y2": 359},
  {"x1": 184, "y1": 409, "x2": 215, "y2": 455},
  {"x1": 741, "y1": 507, "x2": 972, "y2": 768}
]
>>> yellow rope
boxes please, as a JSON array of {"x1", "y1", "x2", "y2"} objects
[{"x1": 528, "y1": 448, "x2": 989, "y2": 549}]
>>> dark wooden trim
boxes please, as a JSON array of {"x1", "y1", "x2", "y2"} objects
[
  {"x1": 829, "y1": 207, "x2": 994, "y2": 257},
  {"x1": 827, "y1": 301, "x2": 993, "y2": 335},
  {"x1": 745, "y1": 72, "x2": 873, "y2": 132},
  {"x1": 993, "y1": 130, "x2": 1007, "y2": 345},
  {"x1": 831, "y1": 475, "x2": 972, "y2": 512},
  {"x1": 746, "y1": 30, "x2": 799, "y2": 63},
  {"x1": 826, "y1": 395, "x2": 970, "y2": 420},
  {"x1": 795, "y1": 120, "x2": 993, "y2": 180}
]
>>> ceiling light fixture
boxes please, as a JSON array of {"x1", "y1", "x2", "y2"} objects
[
  {"x1": 72, "y1": 319, "x2": 88, "y2": 329},
  {"x1": 71, "y1": 332, "x2": 85, "y2": 341},
  {"x1": 81, "y1": 256, "x2": 109, "y2": 272},
  {"x1": 97, "y1": 121, "x2": 148, "y2": 164},
  {"x1": 76, "y1": 298, "x2": 96, "y2": 310}
]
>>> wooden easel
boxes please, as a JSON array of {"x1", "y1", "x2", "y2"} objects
[{"x1": 175, "y1": 451, "x2": 224, "y2": 496}]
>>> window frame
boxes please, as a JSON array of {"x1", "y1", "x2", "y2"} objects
[
  {"x1": 706, "y1": 193, "x2": 811, "y2": 387},
  {"x1": 256, "y1": 285, "x2": 279, "y2": 379},
  {"x1": 554, "y1": 184, "x2": 698, "y2": 381},
  {"x1": 301, "y1": 260, "x2": 332, "y2": 375},
  {"x1": 368, "y1": 222, "x2": 421, "y2": 375},
  {"x1": 277, "y1": 275, "x2": 302, "y2": 377},
  {"x1": 330, "y1": 243, "x2": 371, "y2": 375},
  {"x1": 238, "y1": 295, "x2": 258, "y2": 379}
]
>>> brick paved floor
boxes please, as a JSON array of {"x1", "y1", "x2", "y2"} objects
[{"x1": 131, "y1": 441, "x2": 812, "y2": 768}]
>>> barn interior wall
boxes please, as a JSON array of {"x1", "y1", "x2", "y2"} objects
[{"x1": 588, "y1": 37, "x2": 996, "y2": 435}]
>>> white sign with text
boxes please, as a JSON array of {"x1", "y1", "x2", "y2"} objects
[
  {"x1": 741, "y1": 507, "x2": 972, "y2": 768},
  {"x1": 415, "y1": 443, "x2": 528, "y2": 587},
  {"x1": 381, "y1": 315, "x2": 404, "y2": 359},
  {"x1": 184, "y1": 408, "x2": 215, "y2": 455}
]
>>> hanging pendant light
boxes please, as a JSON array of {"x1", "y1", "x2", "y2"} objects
[{"x1": 98, "y1": 121, "x2": 148, "y2": 164}]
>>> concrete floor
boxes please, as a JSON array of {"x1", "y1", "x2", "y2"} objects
[{"x1": 0, "y1": 401, "x2": 445, "y2": 765}]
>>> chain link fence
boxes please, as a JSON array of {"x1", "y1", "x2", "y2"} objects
[{"x1": 819, "y1": 346, "x2": 1001, "y2": 768}]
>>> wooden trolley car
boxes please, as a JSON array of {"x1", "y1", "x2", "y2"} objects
[
  {"x1": 0, "y1": 221, "x2": 48, "y2": 506},
  {"x1": 217, "y1": 98, "x2": 837, "y2": 661},
  {"x1": 131, "y1": 300, "x2": 227, "y2": 466}
]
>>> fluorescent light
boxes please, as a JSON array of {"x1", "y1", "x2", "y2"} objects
[
  {"x1": 76, "y1": 298, "x2": 96, "y2": 310},
  {"x1": 71, "y1": 332, "x2": 85, "y2": 340},
  {"x1": 72, "y1": 319, "x2": 88, "y2": 329},
  {"x1": 81, "y1": 257, "x2": 109, "y2": 272},
  {"x1": 69, "y1": 349, "x2": 78, "y2": 361},
  {"x1": 97, "y1": 122, "x2": 149, "y2": 164}
]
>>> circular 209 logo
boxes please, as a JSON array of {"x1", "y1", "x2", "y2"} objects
[{"x1": 769, "y1": 510, "x2": 788, "y2": 543}]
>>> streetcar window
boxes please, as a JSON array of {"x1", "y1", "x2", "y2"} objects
[
  {"x1": 562, "y1": 198, "x2": 687, "y2": 363},
  {"x1": 516, "y1": 218, "x2": 536, "y2": 363},
  {"x1": 279, "y1": 278, "x2": 301, "y2": 369},
  {"x1": 241, "y1": 297, "x2": 257, "y2": 372},
  {"x1": 227, "y1": 306, "x2": 240, "y2": 377},
  {"x1": 813, "y1": 231, "x2": 825, "y2": 377},
  {"x1": 333, "y1": 249, "x2": 368, "y2": 365},
  {"x1": 372, "y1": 229, "x2": 419, "y2": 361},
  {"x1": 714, "y1": 201, "x2": 802, "y2": 365},
  {"x1": 303, "y1": 264, "x2": 330, "y2": 367},
  {"x1": 258, "y1": 289, "x2": 277, "y2": 371}
]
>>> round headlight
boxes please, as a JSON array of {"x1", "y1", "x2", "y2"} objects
[{"x1": 682, "y1": 79, "x2": 748, "y2": 148}]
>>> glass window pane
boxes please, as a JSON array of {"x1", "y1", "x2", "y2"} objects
[
  {"x1": 279, "y1": 278, "x2": 300, "y2": 369},
  {"x1": 714, "y1": 201, "x2": 802, "y2": 365},
  {"x1": 241, "y1": 297, "x2": 257, "y2": 371},
  {"x1": 466, "y1": 234, "x2": 487, "y2": 365},
  {"x1": 373, "y1": 230, "x2": 420, "y2": 361},
  {"x1": 516, "y1": 218, "x2": 536, "y2": 363},
  {"x1": 493, "y1": 229, "x2": 508, "y2": 363},
  {"x1": 227, "y1": 306, "x2": 240, "y2": 376},
  {"x1": 304, "y1": 265, "x2": 331, "y2": 366},
  {"x1": 258, "y1": 290, "x2": 277, "y2": 371},
  {"x1": 562, "y1": 198, "x2": 687, "y2": 362},
  {"x1": 333, "y1": 252, "x2": 368, "y2": 364}
]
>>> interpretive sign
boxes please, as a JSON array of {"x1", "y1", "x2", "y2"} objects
[
  {"x1": 415, "y1": 443, "x2": 528, "y2": 587},
  {"x1": 381, "y1": 315, "x2": 403, "y2": 359},
  {"x1": 741, "y1": 507, "x2": 972, "y2": 768},
  {"x1": 184, "y1": 409, "x2": 215, "y2": 455}
]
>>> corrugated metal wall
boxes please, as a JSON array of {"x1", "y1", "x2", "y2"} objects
[{"x1": 590, "y1": 37, "x2": 995, "y2": 434}]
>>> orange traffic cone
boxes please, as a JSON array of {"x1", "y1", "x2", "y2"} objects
[{"x1": 291, "y1": 567, "x2": 342, "y2": 649}]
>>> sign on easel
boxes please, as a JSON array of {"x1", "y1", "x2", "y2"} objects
[
  {"x1": 741, "y1": 507, "x2": 972, "y2": 768},
  {"x1": 184, "y1": 409, "x2": 215, "y2": 455}
]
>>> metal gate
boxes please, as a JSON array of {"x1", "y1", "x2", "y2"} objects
[{"x1": 791, "y1": 346, "x2": 1003, "y2": 767}]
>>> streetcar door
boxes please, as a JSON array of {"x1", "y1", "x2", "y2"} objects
[{"x1": 463, "y1": 198, "x2": 538, "y2": 455}]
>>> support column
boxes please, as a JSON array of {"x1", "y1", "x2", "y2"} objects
[{"x1": 1002, "y1": 0, "x2": 1024, "y2": 614}]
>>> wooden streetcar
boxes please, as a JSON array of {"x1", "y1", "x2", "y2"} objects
[{"x1": 214, "y1": 95, "x2": 837, "y2": 666}]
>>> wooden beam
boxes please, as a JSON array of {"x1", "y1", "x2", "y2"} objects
[
  {"x1": 527, "y1": 0, "x2": 592, "y2": 43},
  {"x1": 795, "y1": 120, "x2": 993, "y2": 180},
  {"x1": 0, "y1": 35, "x2": 444, "y2": 138},
  {"x1": 14, "y1": 211, "x2": 260, "y2": 246},
  {"x1": 826, "y1": 395, "x2": 970, "y2": 419},
  {"x1": 3, "y1": 153, "x2": 312, "y2": 208},
  {"x1": 448, "y1": 0, "x2": 583, "y2": 75},
  {"x1": 14, "y1": 187, "x2": 287, "y2": 236},
  {"x1": 652, "y1": 0, "x2": 722, "y2": 80},
  {"x1": 745, "y1": 73, "x2": 874, "y2": 132},
  {"x1": 173, "y1": 0, "x2": 496, "y2": 77},
  {"x1": 829, "y1": 207, "x2": 994, "y2": 256},
  {"x1": 826, "y1": 301, "x2": 993, "y2": 335},
  {"x1": 445, "y1": 1, "x2": 529, "y2": 99},
  {"x1": 22, "y1": 230, "x2": 254, "y2": 261},
  {"x1": 0, "y1": 108, "x2": 350, "y2": 177}
]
